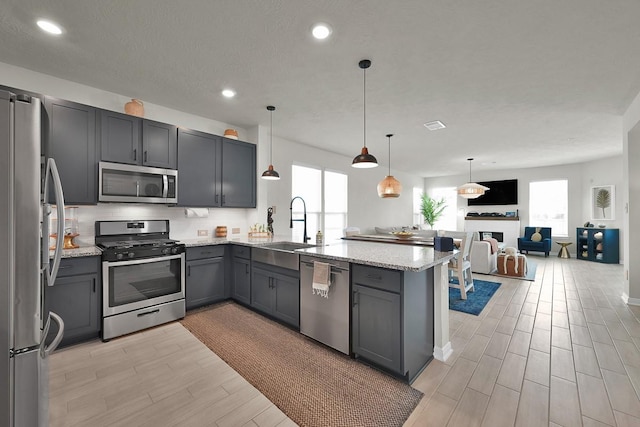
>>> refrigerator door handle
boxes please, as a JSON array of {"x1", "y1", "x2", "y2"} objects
[
  {"x1": 44, "y1": 158, "x2": 65, "y2": 286},
  {"x1": 40, "y1": 312, "x2": 64, "y2": 358}
]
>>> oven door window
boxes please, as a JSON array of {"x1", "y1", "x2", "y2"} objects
[
  {"x1": 108, "y1": 258, "x2": 181, "y2": 307},
  {"x1": 102, "y1": 169, "x2": 164, "y2": 198}
]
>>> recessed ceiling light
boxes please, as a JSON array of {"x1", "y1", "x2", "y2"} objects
[
  {"x1": 423, "y1": 120, "x2": 446, "y2": 131},
  {"x1": 37, "y1": 19, "x2": 63, "y2": 35},
  {"x1": 221, "y1": 89, "x2": 236, "y2": 98},
  {"x1": 311, "y1": 23, "x2": 332, "y2": 40}
]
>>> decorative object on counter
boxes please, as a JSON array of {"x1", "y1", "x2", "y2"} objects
[
  {"x1": 181, "y1": 303, "x2": 423, "y2": 427},
  {"x1": 49, "y1": 206, "x2": 79, "y2": 249},
  {"x1": 391, "y1": 230, "x2": 414, "y2": 240},
  {"x1": 583, "y1": 221, "x2": 594, "y2": 227},
  {"x1": 434, "y1": 236, "x2": 454, "y2": 251},
  {"x1": 449, "y1": 278, "x2": 501, "y2": 315},
  {"x1": 248, "y1": 223, "x2": 271, "y2": 239},
  {"x1": 591, "y1": 185, "x2": 615, "y2": 220},
  {"x1": 377, "y1": 134, "x2": 402, "y2": 198},
  {"x1": 315, "y1": 230, "x2": 323, "y2": 246},
  {"x1": 351, "y1": 59, "x2": 378, "y2": 168},
  {"x1": 124, "y1": 98, "x2": 144, "y2": 117},
  {"x1": 215, "y1": 226, "x2": 227, "y2": 238},
  {"x1": 261, "y1": 106, "x2": 280, "y2": 180},
  {"x1": 598, "y1": 224, "x2": 606, "y2": 228},
  {"x1": 223, "y1": 128, "x2": 239, "y2": 139},
  {"x1": 267, "y1": 206, "x2": 274, "y2": 234},
  {"x1": 457, "y1": 158, "x2": 489, "y2": 199},
  {"x1": 420, "y1": 193, "x2": 447, "y2": 229}
]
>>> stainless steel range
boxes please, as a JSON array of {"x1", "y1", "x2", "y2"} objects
[{"x1": 96, "y1": 220, "x2": 185, "y2": 340}]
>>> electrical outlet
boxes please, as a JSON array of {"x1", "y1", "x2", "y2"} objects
[
  {"x1": 197, "y1": 229, "x2": 208, "y2": 237},
  {"x1": 232, "y1": 227, "x2": 240, "y2": 234}
]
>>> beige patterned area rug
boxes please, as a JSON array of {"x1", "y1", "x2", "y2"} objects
[{"x1": 181, "y1": 302, "x2": 423, "y2": 427}]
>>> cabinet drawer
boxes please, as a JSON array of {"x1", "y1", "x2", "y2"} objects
[
  {"x1": 351, "y1": 264, "x2": 401, "y2": 293},
  {"x1": 186, "y1": 245, "x2": 225, "y2": 260},
  {"x1": 57, "y1": 256, "x2": 100, "y2": 277},
  {"x1": 232, "y1": 244, "x2": 251, "y2": 260}
]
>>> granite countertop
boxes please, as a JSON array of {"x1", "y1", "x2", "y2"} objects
[
  {"x1": 51, "y1": 246, "x2": 102, "y2": 258},
  {"x1": 181, "y1": 235, "x2": 297, "y2": 248},
  {"x1": 296, "y1": 240, "x2": 456, "y2": 272}
]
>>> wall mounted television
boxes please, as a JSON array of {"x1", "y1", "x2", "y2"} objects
[{"x1": 467, "y1": 179, "x2": 518, "y2": 206}]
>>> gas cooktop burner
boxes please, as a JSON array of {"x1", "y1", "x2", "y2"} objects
[{"x1": 97, "y1": 239, "x2": 178, "y2": 250}]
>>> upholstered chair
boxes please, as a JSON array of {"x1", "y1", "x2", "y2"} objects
[{"x1": 517, "y1": 227, "x2": 552, "y2": 257}]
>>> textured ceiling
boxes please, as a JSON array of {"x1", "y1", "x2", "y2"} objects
[{"x1": 1, "y1": 0, "x2": 640, "y2": 177}]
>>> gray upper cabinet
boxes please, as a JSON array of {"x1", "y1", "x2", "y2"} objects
[
  {"x1": 177, "y1": 128, "x2": 221, "y2": 207},
  {"x1": 100, "y1": 110, "x2": 177, "y2": 169},
  {"x1": 221, "y1": 138, "x2": 256, "y2": 208},
  {"x1": 43, "y1": 97, "x2": 97, "y2": 205},
  {"x1": 177, "y1": 130, "x2": 256, "y2": 208}
]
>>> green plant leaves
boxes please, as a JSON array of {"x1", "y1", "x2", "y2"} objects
[{"x1": 421, "y1": 193, "x2": 447, "y2": 228}]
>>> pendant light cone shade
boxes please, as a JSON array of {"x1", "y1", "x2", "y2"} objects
[
  {"x1": 377, "y1": 134, "x2": 402, "y2": 198},
  {"x1": 457, "y1": 158, "x2": 489, "y2": 199},
  {"x1": 352, "y1": 59, "x2": 378, "y2": 168},
  {"x1": 261, "y1": 105, "x2": 280, "y2": 180}
]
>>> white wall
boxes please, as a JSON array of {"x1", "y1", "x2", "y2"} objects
[
  {"x1": 261, "y1": 136, "x2": 424, "y2": 240},
  {"x1": 623, "y1": 88, "x2": 640, "y2": 303},
  {"x1": 424, "y1": 157, "x2": 625, "y2": 257},
  {"x1": 1, "y1": 61, "x2": 426, "y2": 243}
]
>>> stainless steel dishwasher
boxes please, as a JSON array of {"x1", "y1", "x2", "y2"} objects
[{"x1": 300, "y1": 255, "x2": 350, "y2": 355}]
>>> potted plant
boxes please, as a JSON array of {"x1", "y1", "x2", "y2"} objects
[{"x1": 421, "y1": 193, "x2": 447, "y2": 229}]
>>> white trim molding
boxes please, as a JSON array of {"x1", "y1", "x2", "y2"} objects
[{"x1": 433, "y1": 342, "x2": 453, "y2": 362}]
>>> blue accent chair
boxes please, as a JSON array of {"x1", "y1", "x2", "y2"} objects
[{"x1": 518, "y1": 227, "x2": 552, "y2": 257}]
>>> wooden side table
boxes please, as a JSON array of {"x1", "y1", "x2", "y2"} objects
[{"x1": 556, "y1": 241, "x2": 572, "y2": 259}]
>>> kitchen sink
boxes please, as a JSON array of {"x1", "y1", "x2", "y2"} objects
[
  {"x1": 261, "y1": 241, "x2": 316, "y2": 252},
  {"x1": 252, "y1": 241, "x2": 316, "y2": 271}
]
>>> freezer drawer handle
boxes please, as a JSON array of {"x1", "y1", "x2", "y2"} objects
[
  {"x1": 137, "y1": 309, "x2": 160, "y2": 317},
  {"x1": 40, "y1": 311, "x2": 65, "y2": 358}
]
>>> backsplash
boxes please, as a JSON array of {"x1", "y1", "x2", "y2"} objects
[{"x1": 65, "y1": 204, "x2": 254, "y2": 246}]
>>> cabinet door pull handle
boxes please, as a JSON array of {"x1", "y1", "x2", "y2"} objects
[
  {"x1": 133, "y1": 149, "x2": 137, "y2": 161},
  {"x1": 92, "y1": 278, "x2": 96, "y2": 293},
  {"x1": 353, "y1": 290, "x2": 358, "y2": 306},
  {"x1": 366, "y1": 274, "x2": 382, "y2": 281},
  {"x1": 201, "y1": 251, "x2": 212, "y2": 255},
  {"x1": 245, "y1": 264, "x2": 249, "y2": 274},
  {"x1": 59, "y1": 265, "x2": 72, "y2": 269},
  {"x1": 221, "y1": 195, "x2": 226, "y2": 205},
  {"x1": 144, "y1": 151, "x2": 148, "y2": 163},
  {"x1": 215, "y1": 194, "x2": 219, "y2": 204},
  {"x1": 187, "y1": 265, "x2": 191, "y2": 276}
]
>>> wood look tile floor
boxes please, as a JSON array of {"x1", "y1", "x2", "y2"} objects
[{"x1": 51, "y1": 257, "x2": 640, "y2": 426}]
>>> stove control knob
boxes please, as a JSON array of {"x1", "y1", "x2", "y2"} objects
[
  {"x1": 171, "y1": 246, "x2": 180, "y2": 254},
  {"x1": 128, "y1": 252, "x2": 135, "y2": 258},
  {"x1": 116, "y1": 253, "x2": 124, "y2": 260},
  {"x1": 162, "y1": 248, "x2": 170, "y2": 255}
]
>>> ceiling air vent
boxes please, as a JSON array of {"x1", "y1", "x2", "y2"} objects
[{"x1": 423, "y1": 120, "x2": 446, "y2": 131}]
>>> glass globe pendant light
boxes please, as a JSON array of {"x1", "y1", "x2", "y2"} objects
[
  {"x1": 377, "y1": 134, "x2": 402, "y2": 198},
  {"x1": 352, "y1": 59, "x2": 378, "y2": 168},
  {"x1": 261, "y1": 105, "x2": 280, "y2": 180}
]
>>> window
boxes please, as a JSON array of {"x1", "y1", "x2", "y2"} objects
[
  {"x1": 292, "y1": 165, "x2": 348, "y2": 243},
  {"x1": 529, "y1": 180, "x2": 568, "y2": 236},
  {"x1": 413, "y1": 187, "x2": 457, "y2": 230}
]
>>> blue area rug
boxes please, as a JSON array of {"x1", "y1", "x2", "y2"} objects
[{"x1": 449, "y1": 278, "x2": 501, "y2": 316}]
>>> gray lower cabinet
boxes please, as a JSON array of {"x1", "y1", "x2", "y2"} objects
[
  {"x1": 45, "y1": 256, "x2": 101, "y2": 347},
  {"x1": 185, "y1": 246, "x2": 226, "y2": 310},
  {"x1": 351, "y1": 263, "x2": 433, "y2": 382},
  {"x1": 43, "y1": 97, "x2": 97, "y2": 204},
  {"x1": 100, "y1": 110, "x2": 177, "y2": 169},
  {"x1": 232, "y1": 258, "x2": 251, "y2": 305},
  {"x1": 251, "y1": 264, "x2": 300, "y2": 328}
]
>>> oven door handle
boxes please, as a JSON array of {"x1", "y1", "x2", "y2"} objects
[{"x1": 103, "y1": 253, "x2": 184, "y2": 267}]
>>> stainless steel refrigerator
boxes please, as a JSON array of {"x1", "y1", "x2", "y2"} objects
[{"x1": 0, "y1": 90, "x2": 66, "y2": 427}]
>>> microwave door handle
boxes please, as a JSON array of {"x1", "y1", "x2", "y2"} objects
[
  {"x1": 44, "y1": 159, "x2": 65, "y2": 287},
  {"x1": 162, "y1": 174, "x2": 168, "y2": 198}
]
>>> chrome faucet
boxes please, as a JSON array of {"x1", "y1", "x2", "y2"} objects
[{"x1": 289, "y1": 196, "x2": 309, "y2": 243}]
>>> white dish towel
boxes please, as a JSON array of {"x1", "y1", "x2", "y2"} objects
[{"x1": 312, "y1": 261, "x2": 331, "y2": 298}]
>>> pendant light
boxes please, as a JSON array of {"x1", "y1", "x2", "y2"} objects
[
  {"x1": 457, "y1": 158, "x2": 489, "y2": 199},
  {"x1": 377, "y1": 134, "x2": 402, "y2": 198},
  {"x1": 261, "y1": 105, "x2": 280, "y2": 180},
  {"x1": 352, "y1": 59, "x2": 378, "y2": 168}
]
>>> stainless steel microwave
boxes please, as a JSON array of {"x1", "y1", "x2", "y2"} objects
[{"x1": 99, "y1": 162, "x2": 177, "y2": 204}]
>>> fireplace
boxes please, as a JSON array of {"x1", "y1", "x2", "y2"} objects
[{"x1": 480, "y1": 231, "x2": 504, "y2": 242}]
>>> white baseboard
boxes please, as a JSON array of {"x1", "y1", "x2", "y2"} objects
[
  {"x1": 623, "y1": 293, "x2": 640, "y2": 306},
  {"x1": 433, "y1": 342, "x2": 453, "y2": 362}
]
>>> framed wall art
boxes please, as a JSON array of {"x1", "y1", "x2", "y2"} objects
[{"x1": 591, "y1": 185, "x2": 615, "y2": 220}]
